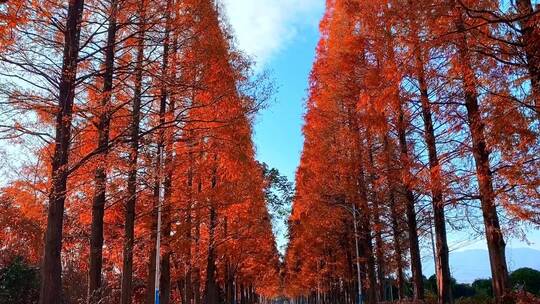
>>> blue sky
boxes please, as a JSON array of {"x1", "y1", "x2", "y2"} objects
[
  {"x1": 220, "y1": 0, "x2": 540, "y2": 254},
  {"x1": 221, "y1": 0, "x2": 324, "y2": 252},
  {"x1": 221, "y1": 0, "x2": 324, "y2": 181}
]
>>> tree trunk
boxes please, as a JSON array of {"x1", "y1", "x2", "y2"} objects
[
  {"x1": 194, "y1": 176, "x2": 203, "y2": 304},
  {"x1": 348, "y1": 98, "x2": 378, "y2": 304},
  {"x1": 412, "y1": 36, "x2": 453, "y2": 304},
  {"x1": 516, "y1": 0, "x2": 540, "y2": 119},
  {"x1": 88, "y1": 2, "x2": 118, "y2": 302},
  {"x1": 225, "y1": 263, "x2": 233, "y2": 304},
  {"x1": 205, "y1": 205, "x2": 218, "y2": 304},
  {"x1": 160, "y1": 249, "x2": 171, "y2": 304},
  {"x1": 389, "y1": 191, "x2": 405, "y2": 300},
  {"x1": 205, "y1": 157, "x2": 219, "y2": 304},
  {"x1": 146, "y1": 241, "x2": 157, "y2": 304},
  {"x1": 383, "y1": 29, "x2": 426, "y2": 301},
  {"x1": 454, "y1": 7, "x2": 510, "y2": 302},
  {"x1": 224, "y1": 218, "x2": 234, "y2": 304},
  {"x1": 392, "y1": 62, "x2": 425, "y2": 302},
  {"x1": 39, "y1": 1, "x2": 85, "y2": 303},
  {"x1": 361, "y1": 222, "x2": 377, "y2": 304},
  {"x1": 366, "y1": 137, "x2": 385, "y2": 302},
  {"x1": 184, "y1": 152, "x2": 194, "y2": 304},
  {"x1": 120, "y1": 3, "x2": 145, "y2": 303},
  {"x1": 240, "y1": 283, "x2": 246, "y2": 304},
  {"x1": 382, "y1": 135, "x2": 405, "y2": 300},
  {"x1": 372, "y1": 199, "x2": 385, "y2": 302}
]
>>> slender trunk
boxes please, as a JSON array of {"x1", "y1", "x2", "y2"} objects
[
  {"x1": 39, "y1": 1, "x2": 85, "y2": 303},
  {"x1": 405, "y1": 201, "x2": 424, "y2": 301},
  {"x1": 194, "y1": 265, "x2": 201, "y2": 304},
  {"x1": 205, "y1": 205, "x2": 218, "y2": 304},
  {"x1": 205, "y1": 162, "x2": 219, "y2": 304},
  {"x1": 160, "y1": 253, "x2": 171, "y2": 304},
  {"x1": 160, "y1": 255, "x2": 171, "y2": 304},
  {"x1": 88, "y1": 2, "x2": 118, "y2": 302},
  {"x1": 224, "y1": 218, "x2": 234, "y2": 304},
  {"x1": 146, "y1": 219, "x2": 157, "y2": 304},
  {"x1": 385, "y1": 28, "x2": 425, "y2": 300},
  {"x1": 454, "y1": 7, "x2": 510, "y2": 302},
  {"x1": 389, "y1": 191, "x2": 405, "y2": 300},
  {"x1": 415, "y1": 41, "x2": 453, "y2": 304},
  {"x1": 120, "y1": 3, "x2": 145, "y2": 303},
  {"x1": 349, "y1": 102, "x2": 377, "y2": 304},
  {"x1": 194, "y1": 177, "x2": 202, "y2": 304},
  {"x1": 366, "y1": 136, "x2": 385, "y2": 302},
  {"x1": 361, "y1": 223, "x2": 377, "y2": 304},
  {"x1": 391, "y1": 57, "x2": 425, "y2": 301},
  {"x1": 382, "y1": 135, "x2": 405, "y2": 300},
  {"x1": 240, "y1": 283, "x2": 246, "y2": 304},
  {"x1": 372, "y1": 199, "x2": 385, "y2": 302},
  {"x1": 516, "y1": 0, "x2": 540, "y2": 119},
  {"x1": 178, "y1": 277, "x2": 186, "y2": 304},
  {"x1": 185, "y1": 151, "x2": 194, "y2": 304},
  {"x1": 225, "y1": 258, "x2": 234, "y2": 304}
]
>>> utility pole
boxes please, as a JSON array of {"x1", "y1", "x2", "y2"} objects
[
  {"x1": 352, "y1": 203, "x2": 363, "y2": 304},
  {"x1": 155, "y1": 145, "x2": 165, "y2": 303}
]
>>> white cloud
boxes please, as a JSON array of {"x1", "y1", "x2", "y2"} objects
[{"x1": 220, "y1": 0, "x2": 323, "y2": 66}]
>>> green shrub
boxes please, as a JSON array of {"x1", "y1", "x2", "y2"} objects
[
  {"x1": 472, "y1": 279, "x2": 493, "y2": 297},
  {"x1": 0, "y1": 256, "x2": 40, "y2": 304},
  {"x1": 510, "y1": 268, "x2": 540, "y2": 295},
  {"x1": 454, "y1": 294, "x2": 492, "y2": 304}
]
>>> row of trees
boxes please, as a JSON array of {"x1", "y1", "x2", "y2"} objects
[
  {"x1": 0, "y1": 0, "x2": 281, "y2": 303},
  {"x1": 285, "y1": 0, "x2": 539, "y2": 304}
]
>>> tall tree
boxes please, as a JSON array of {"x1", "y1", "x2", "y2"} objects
[
  {"x1": 120, "y1": 1, "x2": 146, "y2": 302},
  {"x1": 88, "y1": 1, "x2": 119, "y2": 301},
  {"x1": 452, "y1": 3, "x2": 510, "y2": 301},
  {"x1": 39, "y1": 1, "x2": 86, "y2": 303}
]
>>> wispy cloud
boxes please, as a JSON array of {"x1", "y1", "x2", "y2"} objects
[{"x1": 220, "y1": 0, "x2": 323, "y2": 67}]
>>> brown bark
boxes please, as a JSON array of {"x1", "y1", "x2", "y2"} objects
[
  {"x1": 184, "y1": 206, "x2": 193, "y2": 304},
  {"x1": 205, "y1": 159, "x2": 219, "y2": 304},
  {"x1": 146, "y1": 238, "x2": 157, "y2": 304},
  {"x1": 225, "y1": 262, "x2": 234, "y2": 304},
  {"x1": 516, "y1": 0, "x2": 540, "y2": 119},
  {"x1": 240, "y1": 283, "x2": 246, "y2": 304},
  {"x1": 359, "y1": 214, "x2": 378, "y2": 304},
  {"x1": 372, "y1": 198, "x2": 386, "y2": 301},
  {"x1": 160, "y1": 24, "x2": 174, "y2": 304},
  {"x1": 388, "y1": 41, "x2": 425, "y2": 300},
  {"x1": 88, "y1": 2, "x2": 118, "y2": 302},
  {"x1": 349, "y1": 105, "x2": 378, "y2": 304},
  {"x1": 366, "y1": 133, "x2": 386, "y2": 302},
  {"x1": 382, "y1": 135, "x2": 405, "y2": 300},
  {"x1": 454, "y1": 6, "x2": 510, "y2": 303},
  {"x1": 184, "y1": 149, "x2": 194, "y2": 304},
  {"x1": 120, "y1": 2, "x2": 145, "y2": 303},
  {"x1": 39, "y1": 1, "x2": 85, "y2": 303},
  {"x1": 194, "y1": 175, "x2": 203, "y2": 304},
  {"x1": 413, "y1": 37, "x2": 453, "y2": 304},
  {"x1": 205, "y1": 205, "x2": 218, "y2": 304},
  {"x1": 389, "y1": 192, "x2": 405, "y2": 300},
  {"x1": 386, "y1": 27, "x2": 425, "y2": 300},
  {"x1": 397, "y1": 111, "x2": 425, "y2": 301},
  {"x1": 224, "y1": 218, "x2": 234, "y2": 304}
]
